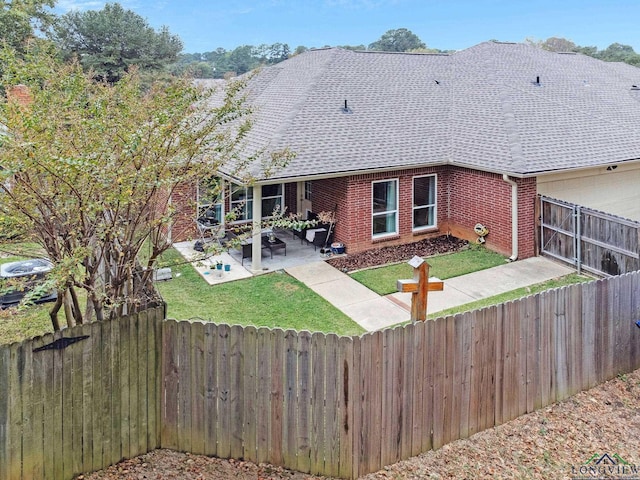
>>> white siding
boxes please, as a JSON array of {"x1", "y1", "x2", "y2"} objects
[{"x1": 537, "y1": 163, "x2": 640, "y2": 222}]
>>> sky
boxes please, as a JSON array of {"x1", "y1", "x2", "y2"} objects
[{"x1": 54, "y1": 0, "x2": 640, "y2": 54}]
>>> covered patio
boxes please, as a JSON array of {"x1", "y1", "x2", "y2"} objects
[{"x1": 173, "y1": 227, "x2": 338, "y2": 285}]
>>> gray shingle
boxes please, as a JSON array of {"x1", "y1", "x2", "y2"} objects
[{"x1": 215, "y1": 42, "x2": 640, "y2": 180}]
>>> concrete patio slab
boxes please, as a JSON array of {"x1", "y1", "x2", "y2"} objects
[{"x1": 173, "y1": 242, "x2": 251, "y2": 284}]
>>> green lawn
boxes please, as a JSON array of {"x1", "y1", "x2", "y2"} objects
[
  {"x1": 156, "y1": 248, "x2": 365, "y2": 336},
  {"x1": 350, "y1": 246, "x2": 508, "y2": 295},
  {"x1": 0, "y1": 241, "x2": 591, "y2": 345}
]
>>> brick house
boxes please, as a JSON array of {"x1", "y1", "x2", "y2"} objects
[{"x1": 173, "y1": 41, "x2": 640, "y2": 269}]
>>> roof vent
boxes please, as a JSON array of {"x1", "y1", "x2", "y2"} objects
[
  {"x1": 533, "y1": 76, "x2": 541, "y2": 86},
  {"x1": 342, "y1": 99, "x2": 352, "y2": 114},
  {"x1": 632, "y1": 85, "x2": 640, "y2": 91}
]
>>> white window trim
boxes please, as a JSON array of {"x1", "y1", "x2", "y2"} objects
[
  {"x1": 371, "y1": 178, "x2": 399, "y2": 238},
  {"x1": 412, "y1": 174, "x2": 437, "y2": 232}
]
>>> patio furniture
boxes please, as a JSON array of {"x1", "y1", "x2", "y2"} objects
[
  {"x1": 195, "y1": 209, "x2": 220, "y2": 243},
  {"x1": 261, "y1": 235, "x2": 286, "y2": 258}
]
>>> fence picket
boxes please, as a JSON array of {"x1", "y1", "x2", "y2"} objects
[
  {"x1": 282, "y1": 329, "x2": 298, "y2": 468},
  {"x1": 410, "y1": 322, "x2": 426, "y2": 454},
  {"x1": 51, "y1": 331, "x2": 65, "y2": 480},
  {"x1": 229, "y1": 325, "x2": 245, "y2": 459},
  {"x1": 458, "y1": 313, "x2": 472, "y2": 440},
  {"x1": 341, "y1": 335, "x2": 356, "y2": 480},
  {"x1": 242, "y1": 326, "x2": 258, "y2": 463},
  {"x1": 442, "y1": 316, "x2": 455, "y2": 445},
  {"x1": 296, "y1": 331, "x2": 312, "y2": 473},
  {"x1": 431, "y1": 317, "x2": 445, "y2": 449},
  {"x1": 324, "y1": 333, "x2": 340, "y2": 478},
  {"x1": 268, "y1": 329, "x2": 284, "y2": 466},
  {"x1": 161, "y1": 320, "x2": 178, "y2": 449},
  {"x1": 380, "y1": 328, "x2": 394, "y2": 467},
  {"x1": 310, "y1": 332, "x2": 326, "y2": 475},
  {"x1": 204, "y1": 323, "x2": 218, "y2": 457},
  {"x1": 191, "y1": 321, "x2": 206, "y2": 455},
  {"x1": 216, "y1": 323, "x2": 231, "y2": 458},
  {"x1": 256, "y1": 328, "x2": 271, "y2": 464}
]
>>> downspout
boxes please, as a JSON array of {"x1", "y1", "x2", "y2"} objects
[{"x1": 502, "y1": 174, "x2": 518, "y2": 262}]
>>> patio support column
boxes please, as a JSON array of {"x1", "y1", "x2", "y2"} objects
[{"x1": 251, "y1": 184, "x2": 263, "y2": 272}]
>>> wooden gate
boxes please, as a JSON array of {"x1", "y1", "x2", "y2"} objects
[{"x1": 539, "y1": 195, "x2": 640, "y2": 276}]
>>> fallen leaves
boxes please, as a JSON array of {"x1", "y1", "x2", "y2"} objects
[{"x1": 80, "y1": 370, "x2": 640, "y2": 480}]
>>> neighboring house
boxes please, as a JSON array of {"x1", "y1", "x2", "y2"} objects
[{"x1": 172, "y1": 41, "x2": 640, "y2": 268}]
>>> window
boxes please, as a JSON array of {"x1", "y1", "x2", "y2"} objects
[
  {"x1": 413, "y1": 175, "x2": 437, "y2": 230},
  {"x1": 230, "y1": 183, "x2": 284, "y2": 221},
  {"x1": 304, "y1": 181, "x2": 312, "y2": 201},
  {"x1": 372, "y1": 179, "x2": 398, "y2": 237},
  {"x1": 197, "y1": 177, "x2": 223, "y2": 223}
]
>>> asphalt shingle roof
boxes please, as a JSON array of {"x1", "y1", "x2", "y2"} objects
[{"x1": 213, "y1": 41, "x2": 640, "y2": 181}]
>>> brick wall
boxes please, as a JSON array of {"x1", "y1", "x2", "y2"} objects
[
  {"x1": 311, "y1": 167, "x2": 537, "y2": 258},
  {"x1": 170, "y1": 181, "x2": 198, "y2": 242},
  {"x1": 446, "y1": 168, "x2": 536, "y2": 258},
  {"x1": 171, "y1": 168, "x2": 538, "y2": 259},
  {"x1": 284, "y1": 182, "x2": 297, "y2": 216}
]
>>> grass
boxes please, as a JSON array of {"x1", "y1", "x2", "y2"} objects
[
  {"x1": 426, "y1": 273, "x2": 592, "y2": 319},
  {"x1": 155, "y1": 248, "x2": 365, "y2": 336},
  {"x1": 350, "y1": 246, "x2": 508, "y2": 295},
  {"x1": 0, "y1": 241, "x2": 592, "y2": 344}
]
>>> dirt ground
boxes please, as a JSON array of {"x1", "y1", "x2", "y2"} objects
[{"x1": 79, "y1": 368, "x2": 640, "y2": 480}]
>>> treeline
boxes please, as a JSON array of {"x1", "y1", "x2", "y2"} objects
[
  {"x1": 170, "y1": 28, "x2": 451, "y2": 78},
  {"x1": 532, "y1": 37, "x2": 640, "y2": 65},
  {"x1": 173, "y1": 35, "x2": 640, "y2": 79}
]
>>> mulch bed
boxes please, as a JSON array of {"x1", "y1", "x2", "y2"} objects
[{"x1": 326, "y1": 235, "x2": 468, "y2": 272}]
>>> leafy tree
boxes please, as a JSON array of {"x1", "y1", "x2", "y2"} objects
[
  {"x1": 368, "y1": 28, "x2": 426, "y2": 52},
  {"x1": 50, "y1": 2, "x2": 182, "y2": 83},
  {"x1": 540, "y1": 37, "x2": 578, "y2": 52},
  {"x1": 0, "y1": 0, "x2": 55, "y2": 51},
  {"x1": 597, "y1": 42, "x2": 640, "y2": 64},
  {"x1": 0, "y1": 46, "x2": 292, "y2": 329}
]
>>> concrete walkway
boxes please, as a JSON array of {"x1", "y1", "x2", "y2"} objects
[
  {"x1": 286, "y1": 256, "x2": 576, "y2": 332},
  {"x1": 286, "y1": 262, "x2": 408, "y2": 331}
]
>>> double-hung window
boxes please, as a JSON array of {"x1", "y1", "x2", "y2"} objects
[
  {"x1": 372, "y1": 179, "x2": 398, "y2": 237},
  {"x1": 413, "y1": 175, "x2": 437, "y2": 230}
]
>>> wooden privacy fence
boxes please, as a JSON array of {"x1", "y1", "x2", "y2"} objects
[
  {"x1": 0, "y1": 307, "x2": 164, "y2": 480},
  {"x1": 539, "y1": 195, "x2": 640, "y2": 276},
  {"x1": 2, "y1": 274, "x2": 640, "y2": 479},
  {"x1": 160, "y1": 271, "x2": 640, "y2": 479}
]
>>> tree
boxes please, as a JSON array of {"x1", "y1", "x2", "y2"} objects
[
  {"x1": 0, "y1": 45, "x2": 292, "y2": 329},
  {"x1": 0, "y1": 0, "x2": 55, "y2": 51},
  {"x1": 368, "y1": 28, "x2": 426, "y2": 52},
  {"x1": 540, "y1": 37, "x2": 578, "y2": 52},
  {"x1": 50, "y1": 2, "x2": 182, "y2": 83},
  {"x1": 597, "y1": 42, "x2": 640, "y2": 63}
]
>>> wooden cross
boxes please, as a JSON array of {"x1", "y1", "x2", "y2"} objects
[{"x1": 396, "y1": 256, "x2": 444, "y2": 322}]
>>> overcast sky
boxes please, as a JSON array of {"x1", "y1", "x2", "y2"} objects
[{"x1": 54, "y1": 0, "x2": 640, "y2": 54}]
